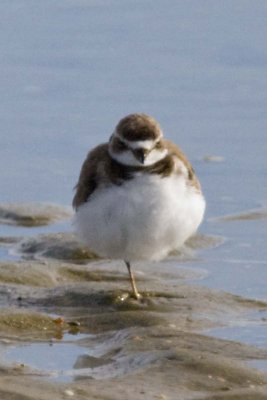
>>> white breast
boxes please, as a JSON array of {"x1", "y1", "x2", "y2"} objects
[{"x1": 73, "y1": 173, "x2": 205, "y2": 262}]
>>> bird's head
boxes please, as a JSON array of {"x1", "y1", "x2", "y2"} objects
[{"x1": 108, "y1": 113, "x2": 168, "y2": 167}]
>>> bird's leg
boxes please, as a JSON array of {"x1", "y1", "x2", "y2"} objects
[{"x1": 125, "y1": 261, "x2": 140, "y2": 299}]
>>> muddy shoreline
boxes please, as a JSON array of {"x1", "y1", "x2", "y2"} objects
[{"x1": 0, "y1": 203, "x2": 267, "y2": 399}]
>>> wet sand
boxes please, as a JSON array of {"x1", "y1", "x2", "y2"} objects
[{"x1": 0, "y1": 204, "x2": 267, "y2": 399}]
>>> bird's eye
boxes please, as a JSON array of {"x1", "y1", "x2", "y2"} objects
[
  {"x1": 117, "y1": 139, "x2": 128, "y2": 151},
  {"x1": 154, "y1": 141, "x2": 162, "y2": 149}
]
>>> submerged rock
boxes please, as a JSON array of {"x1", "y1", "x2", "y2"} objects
[
  {"x1": 0, "y1": 203, "x2": 73, "y2": 227},
  {"x1": 185, "y1": 233, "x2": 224, "y2": 250},
  {"x1": 16, "y1": 232, "x2": 97, "y2": 263},
  {"x1": 213, "y1": 207, "x2": 267, "y2": 222}
]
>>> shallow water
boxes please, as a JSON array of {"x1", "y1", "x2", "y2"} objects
[
  {"x1": 1, "y1": 329, "x2": 167, "y2": 382},
  {"x1": 1, "y1": 0, "x2": 266, "y2": 295},
  {"x1": 1, "y1": 333, "x2": 88, "y2": 382},
  {"x1": 207, "y1": 323, "x2": 267, "y2": 350},
  {"x1": 0, "y1": 0, "x2": 267, "y2": 385}
]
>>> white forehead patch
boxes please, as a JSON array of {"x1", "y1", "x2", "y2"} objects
[
  {"x1": 109, "y1": 146, "x2": 168, "y2": 167},
  {"x1": 114, "y1": 130, "x2": 162, "y2": 150},
  {"x1": 128, "y1": 139, "x2": 156, "y2": 150}
]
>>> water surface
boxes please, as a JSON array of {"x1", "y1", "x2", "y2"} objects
[{"x1": 0, "y1": 0, "x2": 267, "y2": 377}]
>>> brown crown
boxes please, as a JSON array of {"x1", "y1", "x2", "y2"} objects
[{"x1": 115, "y1": 113, "x2": 162, "y2": 141}]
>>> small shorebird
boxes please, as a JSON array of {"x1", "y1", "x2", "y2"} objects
[{"x1": 73, "y1": 114, "x2": 205, "y2": 299}]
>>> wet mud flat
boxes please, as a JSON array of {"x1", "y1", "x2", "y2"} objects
[{"x1": 0, "y1": 204, "x2": 267, "y2": 399}]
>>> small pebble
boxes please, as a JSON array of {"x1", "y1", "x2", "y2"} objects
[
  {"x1": 118, "y1": 293, "x2": 130, "y2": 302},
  {"x1": 67, "y1": 321, "x2": 81, "y2": 327},
  {"x1": 64, "y1": 389, "x2": 74, "y2": 396}
]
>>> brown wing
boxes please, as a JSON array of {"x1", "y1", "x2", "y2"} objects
[
  {"x1": 72, "y1": 143, "x2": 109, "y2": 210},
  {"x1": 163, "y1": 139, "x2": 201, "y2": 191}
]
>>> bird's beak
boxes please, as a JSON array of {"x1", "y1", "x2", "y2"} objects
[{"x1": 133, "y1": 149, "x2": 148, "y2": 164}]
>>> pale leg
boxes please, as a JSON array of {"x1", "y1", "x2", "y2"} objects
[{"x1": 125, "y1": 261, "x2": 140, "y2": 299}]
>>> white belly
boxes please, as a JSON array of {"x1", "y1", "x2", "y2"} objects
[{"x1": 73, "y1": 174, "x2": 205, "y2": 261}]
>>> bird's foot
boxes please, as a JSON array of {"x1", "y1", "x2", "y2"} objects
[{"x1": 131, "y1": 290, "x2": 142, "y2": 300}]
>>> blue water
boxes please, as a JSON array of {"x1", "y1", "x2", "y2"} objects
[
  {"x1": 0, "y1": 0, "x2": 267, "y2": 362},
  {"x1": 1, "y1": 333, "x2": 89, "y2": 381},
  {"x1": 1, "y1": 1, "x2": 266, "y2": 210}
]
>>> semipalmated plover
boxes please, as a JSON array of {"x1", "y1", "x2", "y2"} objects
[{"x1": 73, "y1": 114, "x2": 205, "y2": 298}]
